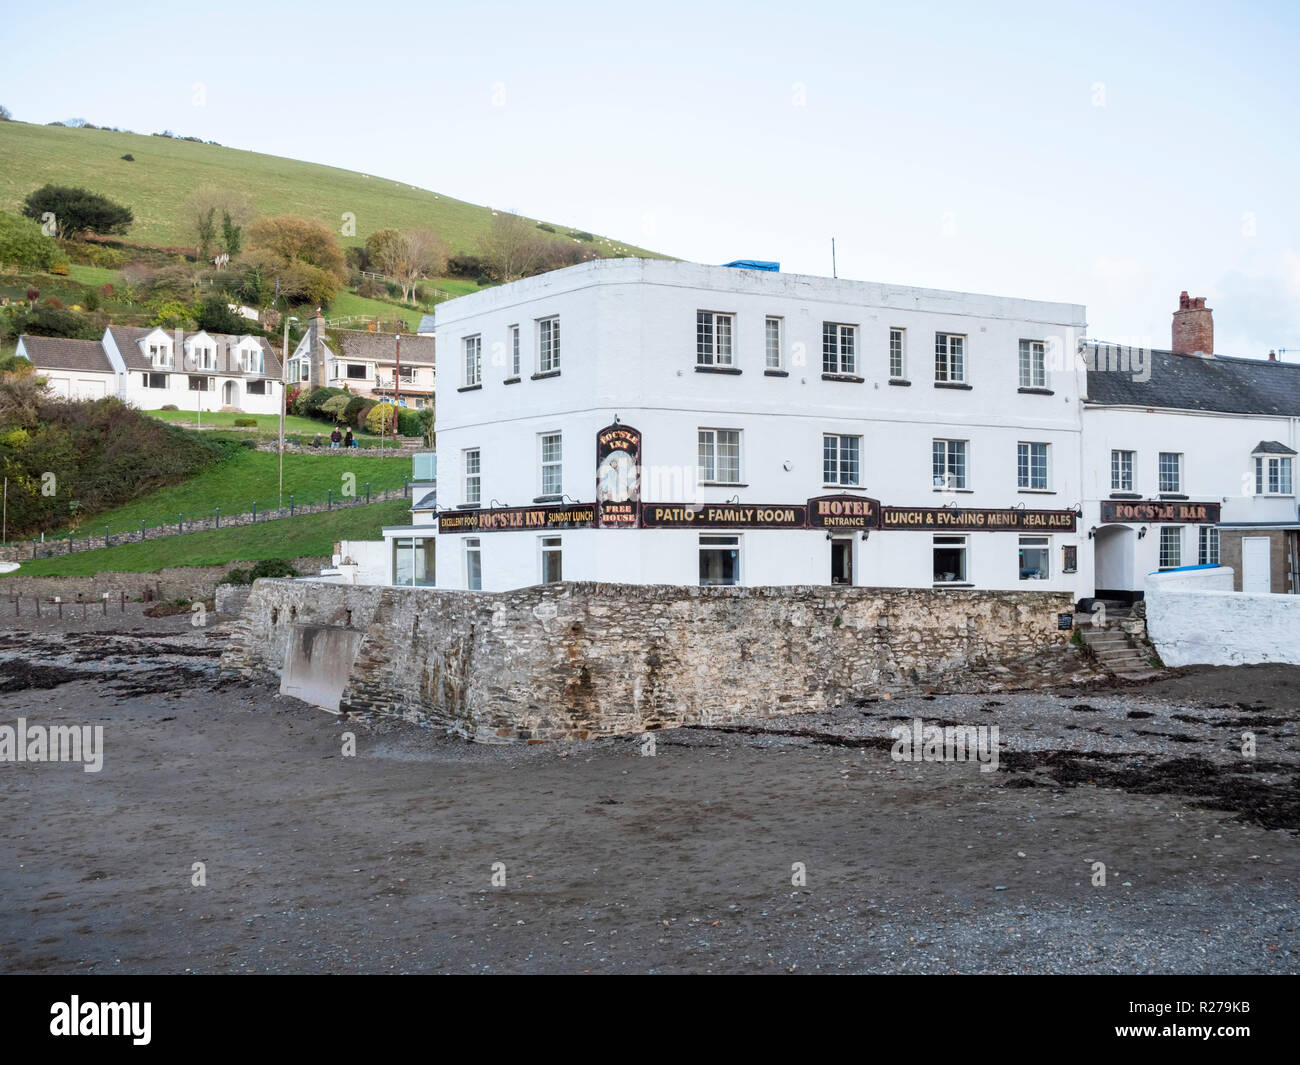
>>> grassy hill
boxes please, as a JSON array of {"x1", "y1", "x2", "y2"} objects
[
  {"x1": 0, "y1": 120, "x2": 664, "y2": 258},
  {"x1": 4, "y1": 496, "x2": 411, "y2": 576}
]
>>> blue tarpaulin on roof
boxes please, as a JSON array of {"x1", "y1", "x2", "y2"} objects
[{"x1": 722, "y1": 260, "x2": 780, "y2": 271}]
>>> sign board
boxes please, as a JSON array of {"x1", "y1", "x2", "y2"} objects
[
  {"x1": 879, "y1": 507, "x2": 1077, "y2": 532},
  {"x1": 595, "y1": 423, "x2": 641, "y2": 528},
  {"x1": 1099, "y1": 500, "x2": 1221, "y2": 524},
  {"x1": 438, "y1": 504, "x2": 596, "y2": 534},
  {"x1": 640, "y1": 503, "x2": 808, "y2": 529},
  {"x1": 806, "y1": 494, "x2": 882, "y2": 529}
]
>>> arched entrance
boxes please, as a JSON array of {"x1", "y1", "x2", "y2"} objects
[
  {"x1": 222, "y1": 380, "x2": 239, "y2": 408},
  {"x1": 1094, "y1": 524, "x2": 1136, "y2": 597}
]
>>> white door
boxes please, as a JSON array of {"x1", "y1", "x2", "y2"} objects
[{"x1": 1242, "y1": 536, "x2": 1271, "y2": 593}]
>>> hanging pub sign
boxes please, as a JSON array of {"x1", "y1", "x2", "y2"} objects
[
  {"x1": 806, "y1": 494, "x2": 882, "y2": 529},
  {"x1": 880, "y1": 506, "x2": 1077, "y2": 532},
  {"x1": 438, "y1": 503, "x2": 596, "y2": 534},
  {"x1": 640, "y1": 502, "x2": 808, "y2": 529},
  {"x1": 1099, "y1": 500, "x2": 1221, "y2": 524},
  {"x1": 595, "y1": 422, "x2": 642, "y2": 528}
]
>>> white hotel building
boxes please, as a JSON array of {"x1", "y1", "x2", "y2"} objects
[{"x1": 398, "y1": 259, "x2": 1097, "y2": 595}]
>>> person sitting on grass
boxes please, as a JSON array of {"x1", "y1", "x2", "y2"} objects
[
  {"x1": 344, "y1": 428, "x2": 355, "y2": 449},
  {"x1": 312, "y1": 432, "x2": 322, "y2": 448},
  {"x1": 330, "y1": 427, "x2": 342, "y2": 449}
]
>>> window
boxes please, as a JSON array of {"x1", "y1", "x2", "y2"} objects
[
  {"x1": 346, "y1": 363, "x2": 367, "y2": 379},
  {"x1": 192, "y1": 347, "x2": 215, "y2": 371},
  {"x1": 392, "y1": 537, "x2": 436, "y2": 587},
  {"x1": 699, "y1": 535, "x2": 740, "y2": 586},
  {"x1": 697, "y1": 311, "x2": 734, "y2": 366},
  {"x1": 1018, "y1": 339, "x2": 1046, "y2": 388},
  {"x1": 889, "y1": 328, "x2": 906, "y2": 379},
  {"x1": 822, "y1": 322, "x2": 856, "y2": 374},
  {"x1": 538, "y1": 316, "x2": 560, "y2": 373},
  {"x1": 1255, "y1": 455, "x2": 1294, "y2": 495},
  {"x1": 823, "y1": 434, "x2": 861, "y2": 487},
  {"x1": 698, "y1": 428, "x2": 741, "y2": 484},
  {"x1": 1019, "y1": 536, "x2": 1050, "y2": 580},
  {"x1": 187, "y1": 375, "x2": 210, "y2": 391},
  {"x1": 142, "y1": 372, "x2": 167, "y2": 389},
  {"x1": 149, "y1": 343, "x2": 173, "y2": 369},
  {"x1": 1198, "y1": 526, "x2": 1220, "y2": 566},
  {"x1": 1017, "y1": 442, "x2": 1049, "y2": 490},
  {"x1": 241, "y1": 348, "x2": 264, "y2": 375},
  {"x1": 540, "y1": 536, "x2": 563, "y2": 584},
  {"x1": 398, "y1": 365, "x2": 414, "y2": 381},
  {"x1": 465, "y1": 538, "x2": 482, "y2": 590},
  {"x1": 1158, "y1": 452, "x2": 1182, "y2": 493},
  {"x1": 247, "y1": 379, "x2": 267, "y2": 395},
  {"x1": 509, "y1": 324, "x2": 520, "y2": 377},
  {"x1": 933, "y1": 535, "x2": 967, "y2": 583},
  {"x1": 1111, "y1": 449, "x2": 1135, "y2": 492},
  {"x1": 463, "y1": 448, "x2": 481, "y2": 505},
  {"x1": 765, "y1": 317, "x2": 783, "y2": 369},
  {"x1": 932, "y1": 439, "x2": 968, "y2": 490},
  {"x1": 539, "y1": 432, "x2": 563, "y2": 496},
  {"x1": 1159, "y1": 526, "x2": 1182, "y2": 569},
  {"x1": 463, "y1": 335, "x2": 482, "y2": 386},
  {"x1": 935, "y1": 333, "x2": 966, "y2": 382}
]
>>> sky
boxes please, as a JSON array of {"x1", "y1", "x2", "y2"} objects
[{"x1": 4, "y1": 0, "x2": 1299, "y2": 357}]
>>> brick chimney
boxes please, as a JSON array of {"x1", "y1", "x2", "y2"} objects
[{"x1": 1172, "y1": 291, "x2": 1213, "y2": 356}]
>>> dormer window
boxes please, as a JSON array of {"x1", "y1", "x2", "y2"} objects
[
  {"x1": 1253, "y1": 443, "x2": 1295, "y2": 496},
  {"x1": 148, "y1": 342, "x2": 173, "y2": 369}
]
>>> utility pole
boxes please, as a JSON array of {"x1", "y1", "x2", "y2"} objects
[
  {"x1": 3, "y1": 477, "x2": 7, "y2": 545},
  {"x1": 279, "y1": 314, "x2": 298, "y2": 509},
  {"x1": 831, "y1": 237, "x2": 837, "y2": 279},
  {"x1": 393, "y1": 333, "x2": 401, "y2": 445}
]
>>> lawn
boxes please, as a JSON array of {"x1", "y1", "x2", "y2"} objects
[
  {"x1": 54, "y1": 447, "x2": 413, "y2": 539},
  {"x1": 328, "y1": 290, "x2": 425, "y2": 330},
  {"x1": 2, "y1": 497, "x2": 410, "y2": 577},
  {"x1": 144, "y1": 408, "x2": 384, "y2": 439},
  {"x1": 66, "y1": 263, "x2": 124, "y2": 288}
]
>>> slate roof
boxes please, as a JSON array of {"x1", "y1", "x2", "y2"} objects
[
  {"x1": 335, "y1": 330, "x2": 436, "y2": 366},
  {"x1": 107, "y1": 326, "x2": 282, "y2": 378},
  {"x1": 1253, "y1": 440, "x2": 1297, "y2": 455},
  {"x1": 1084, "y1": 343, "x2": 1300, "y2": 416},
  {"x1": 411, "y1": 490, "x2": 438, "y2": 511},
  {"x1": 18, "y1": 335, "x2": 114, "y2": 374},
  {"x1": 417, "y1": 314, "x2": 437, "y2": 334}
]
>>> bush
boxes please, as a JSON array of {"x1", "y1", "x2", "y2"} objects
[
  {"x1": 320, "y1": 394, "x2": 350, "y2": 420},
  {"x1": 303, "y1": 385, "x2": 347, "y2": 417},
  {"x1": 0, "y1": 211, "x2": 69, "y2": 272},
  {"x1": 195, "y1": 295, "x2": 248, "y2": 335},
  {"x1": 342, "y1": 395, "x2": 368, "y2": 427},
  {"x1": 20, "y1": 304, "x2": 98, "y2": 339},
  {"x1": 161, "y1": 404, "x2": 179, "y2": 411},
  {"x1": 220, "y1": 567, "x2": 250, "y2": 585},
  {"x1": 232, "y1": 417, "x2": 258, "y2": 427},
  {"x1": 82, "y1": 288, "x2": 100, "y2": 312},
  {"x1": 447, "y1": 252, "x2": 487, "y2": 278},
  {"x1": 42, "y1": 296, "x2": 64, "y2": 310},
  {"x1": 121, "y1": 153, "x2": 134, "y2": 162},
  {"x1": 396, "y1": 407, "x2": 422, "y2": 436},
  {"x1": 364, "y1": 401, "x2": 396, "y2": 434},
  {"x1": 536, "y1": 223, "x2": 556, "y2": 233},
  {"x1": 21, "y1": 184, "x2": 133, "y2": 239},
  {"x1": 248, "y1": 558, "x2": 299, "y2": 580}
]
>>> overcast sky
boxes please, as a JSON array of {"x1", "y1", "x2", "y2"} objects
[{"x1": 5, "y1": 0, "x2": 1298, "y2": 357}]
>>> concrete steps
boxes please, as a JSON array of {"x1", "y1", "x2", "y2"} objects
[{"x1": 1076, "y1": 619, "x2": 1162, "y2": 680}]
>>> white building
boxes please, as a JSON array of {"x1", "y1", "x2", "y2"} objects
[
  {"x1": 287, "y1": 314, "x2": 436, "y2": 408},
  {"x1": 388, "y1": 258, "x2": 1094, "y2": 594},
  {"x1": 16, "y1": 326, "x2": 285, "y2": 414}
]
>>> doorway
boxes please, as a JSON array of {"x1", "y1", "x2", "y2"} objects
[
  {"x1": 831, "y1": 538, "x2": 853, "y2": 585},
  {"x1": 1094, "y1": 524, "x2": 1135, "y2": 597},
  {"x1": 222, "y1": 379, "x2": 239, "y2": 407},
  {"x1": 1242, "y1": 536, "x2": 1271, "y2": 593}
]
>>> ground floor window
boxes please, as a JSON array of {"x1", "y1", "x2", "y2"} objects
[
  {"x1": 1198, "y1": 525, "x2": 1220, "y2": 566},
  {"x1": 540, "y1": 536, "x2": 562, "y2": 583},
  {"x1": 699, "y1": 535, "x2": 740, "y2": 586},
  {"x1": 188, "y1": 375, "x2": 211, "y2": 391},
  {"x1": 1159, "y1": 525, "x2": 1182, "y2": 569},
  {"x1": 1062, "y1": 544, "x2": 1078, "y2": 573},
  {"x1": 933, "y1": 535, "x2": 967, "y2": 583},
  {"x1": 246, "y1": 379, "x2": 267, "y2": 395},
  {"x1": 1018, "y1": 535, "x2": 1050, "y2": 580},
  {"x1": 143, "y1": 372, "x2": 167, "y2": 389},
  {"x1": 465, "y1": 538, "x2": 482, "y2": 590},
  {"x1": 392, "y1": 537, "x2": 436, "y2": 587}
]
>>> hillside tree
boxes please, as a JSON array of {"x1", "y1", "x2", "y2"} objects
[
  {"x1": 367, "y1": 228, "x2": 448, "y2": 301},
  {"x1": 21, "y1": 184, "x2": 133, "y2": 239},
  {"x1": 182, "y1": 186, "x2": 252, "y2": 262},
  {"x1": 479, "y1": 211, "x2": 547, "y2": 281},
  {"x1": 248, "y1": 215, "x2": 347, "y2": 281}
]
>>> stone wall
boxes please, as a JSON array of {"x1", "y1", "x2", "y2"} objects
[
  {"x1": 0, "y1": 556, "x2": 329, "y2": 603},
  {"x1": 222, "y1": 581, "x2": 1075, "y2": 742},
  {"x1": 1147, "y1": 584, "x2": 1300, "y2": 667}
]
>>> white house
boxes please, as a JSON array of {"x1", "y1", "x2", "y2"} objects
[
  {"x1": 13, "y1": 335, "x2": 118, "y2": 400},
  {"x1": 287, "y1": 315, "x2": 435, "y2": 408},
  {"x1": 385, "y1": 258, "x2": 1092, "y2": 594}
]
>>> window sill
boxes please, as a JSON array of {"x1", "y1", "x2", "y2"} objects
[
  {"x1": 933, "y1": 487, "x2": 974, "y2": 494},
  {"x1": 455, "y1": 503, "x2": 481, "y2": 510},
  {"x1": 934, "y1": 381, "x2": 973, "y2": 390},
  {"x1": 502, "y1": 376, "x2": 521, "y2": 385},
  {"x1": 1158, "y1": 492, "x2": 1188, "y2": 500},
  {"x1": 700, "y1": 481, "x2": 748, "y2": 487},
  {"x1": 1017, "y1": 488, "x2": 1056, "y2": 494},
  {"x1": 1256, "y1": 493, "x2": 1296, "y2": 498},
  {"x1": 821, "y1": 372, "x2": 864, "y2": 383},
  {"x1": 1108, "y1": 492, "x2": 1141, "y2": 499},
  {"x1": 457, "y1": 384, "x2": 482, "y2": 393},
  {"x1": 1017, "y1": 386, "x2": 1054, "y2": 395},
  {"x1": 695, "y1": 365, "x2": 742, "y2": 375},
  {"x1": 764, "y1": 369, "x2": 789, "y2": 377},
  {"x1": 823, "y1": 484, "x2": 864, "y2": 490},
  {"x1": 531, "y1": 370, "x2": 561, "y2": 381},
  {"x1": 933, "y1": 582, "x2": 974, "y2": 588},
  {"x1": 888, "y1": 378, "x2": 911, "y2": 387}
]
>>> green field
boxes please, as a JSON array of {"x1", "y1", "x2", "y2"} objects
[
  {"x1": 0, "y1": 120, "x2": 664, "y2": 258},
  {"x1": 327, "y1": 290, "x2": 424, "y2": 330},
  {"x1": 55, "y1": 447, "x2": 412, "y2": 538},
  {"x1": 144, "y1": 408, "x2": 387, "y2": 440},
  {"x1": 3, "y1": 497, "x2": 410, "y2": 577},
  {"x1": 66, "y1": 263, "x2": 123, "y2": 287}
]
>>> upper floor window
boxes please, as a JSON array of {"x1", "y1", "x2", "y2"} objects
[
  {"x1": 463, "y1": 448, "x2": 481, "y2": 505},
  {"x1": 537, "y1": 316, "x2": 560, "y2": 373},
  {"x1": 823, "y1": 434, "x2": 861, "y2": 487},
  {"x1": 148, "y1": 343, "x2": 173, "y2": 368},
  {"x1": 1019, "y1": 339, "x2": 1046, "y2": 388},
  {"x1": 935, "y1": 333, "x2": 966, "y2": 383},
  {"x1": 1111, "y1": 449, "x2": 1135, "y2": 492},
  {"x1": 889, "y1": 328, "x2": 906, "y2": 379},
  {"x1": 463, "y1": 335, "x2": 482, "y2": 387},
  {"x1": 698, "y1": 428, "x2": 741, "y2": 484},
  {"x1": 509, "y1": 324, "x2": 520, "y2": 377},
  {"x1": 539, "y1": 432, "x2": 563, "y2": 496},
  {"x1": 697, "y1": 311, "x2": 734, "y2": 366},
  {"x1": 822, "y1": 322, "x2": 856, "y2": 374},
  {"x1": 1255, "y1": 455, "x2": 1294, "y2": 495},
  {"x1": 765, "y1": 317, "x2": 783, "y2": 370},
  {"x1": 1017, "y1": 442, "x2": 1049, "y2": 490},
  {"x1": 1158, "y1": 451, "x2": 1182, "y2": 493},
  {"x1": 933, "y1": 438, "x2": 968, "y2": 490}
]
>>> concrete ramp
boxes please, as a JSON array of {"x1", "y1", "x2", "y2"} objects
[{"x1": 281, "y1": 624, "x2": 366, "y2": 711}]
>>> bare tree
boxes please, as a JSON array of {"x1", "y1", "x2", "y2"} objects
[
  {"x1": 479, "y1": 211, "x2": 547, "y2": 281},
  {"x1": 367, "y1": 229, "x2": 448, "y2": 301},
  {"x1": 182, "y1": 185, "x2": 253, "y2": 262}
]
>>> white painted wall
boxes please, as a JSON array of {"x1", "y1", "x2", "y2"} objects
[{"x1": 1147, "y1": 583, "x2": 1300, "y2": 666}]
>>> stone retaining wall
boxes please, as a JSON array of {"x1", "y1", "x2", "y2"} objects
[
  {"x1": 0, "y1": 556, "x2": 329, "y2": 602},
  {"x1": 222, "y1": 581, "x2": 1075, "y2": 742}
]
